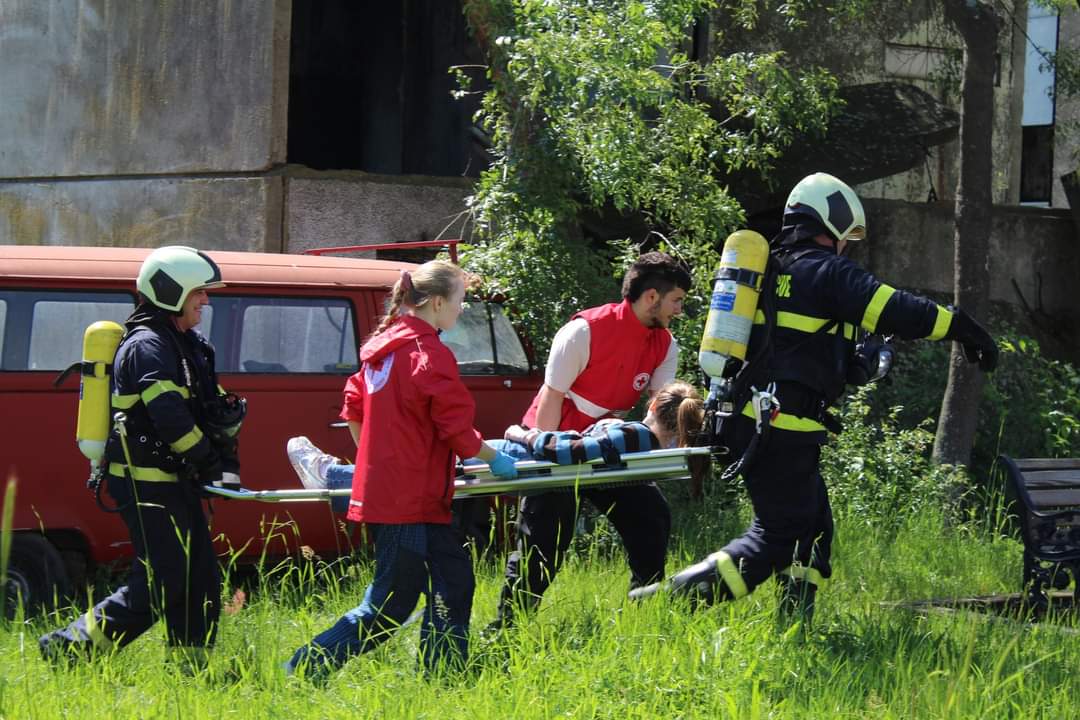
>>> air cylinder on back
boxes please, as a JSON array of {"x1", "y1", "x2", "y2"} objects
[
  {"x1": 698, "y1": 230, "x2": 770, "y2": 383},
  {"x1": 76, "y1": 321, "x2": 124, "y2": 464}
]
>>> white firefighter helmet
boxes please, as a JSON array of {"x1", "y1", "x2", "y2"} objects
[
  {"x1": 136, "y1": 246, "x2": 225, "y2": 312},
  {"x1": 784, "y1": 173, "x2": 867, "y2": 243}
]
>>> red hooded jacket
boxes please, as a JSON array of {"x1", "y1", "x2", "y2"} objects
[{"x1": 340, "y1": 315, "x2": 484, "y2": 524}]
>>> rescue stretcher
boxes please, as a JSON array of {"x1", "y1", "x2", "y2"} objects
[{"x1": 204, "y1": 446, "x2": 711, "y2": 502}]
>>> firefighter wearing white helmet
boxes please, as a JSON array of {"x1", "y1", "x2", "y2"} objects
[
  {"x1": 632, "y1": 173, "x2": 998, "y2": 622},
  {"x1": 136, "y1": 245, "x2": 226, "y2": 312},
  {"x1": 40, "y1": 246, "x2": 243, "y2": 668}
]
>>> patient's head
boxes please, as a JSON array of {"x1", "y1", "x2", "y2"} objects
[{"x1": 645, "y1": 381, "x2": 704, "y2": 449}]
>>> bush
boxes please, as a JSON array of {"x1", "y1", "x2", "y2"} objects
[
  {"x1": 865, "y1": 330, "x2": 1080, "y2": 482},
  {"x1": 821, "y1": 386, "x2": 969, "y2": 532}
]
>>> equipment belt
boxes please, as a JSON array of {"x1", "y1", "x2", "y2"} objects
[
  {"x1": 740, "y1": 402, "x2": 826, "y2": 433},
  {"x1": 107, "y1": 462, "x2": 178, "y2": 483}
]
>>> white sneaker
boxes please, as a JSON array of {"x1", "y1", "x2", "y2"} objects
[{"x1": 286, "y1": 436, "x2": 336, "y2": 490}]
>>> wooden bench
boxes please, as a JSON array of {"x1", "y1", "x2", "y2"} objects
[{"x1": 1000, "y1": 456, "x2": 1080, "y2": 606}]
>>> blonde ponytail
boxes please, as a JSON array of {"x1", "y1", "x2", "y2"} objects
[{"x1": 372, "y1": 260, "x2": 466, "y2": 336}]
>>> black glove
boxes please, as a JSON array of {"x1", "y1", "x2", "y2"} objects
[
  {"x1": 945, "y1": 307, "x2": 998, "y2": 372},
  {"x1": 196, "y1": 458, "x2": 224, "y2": 488},
  {"x1": 846, "y1": 335, "x2": 894, "y2": 386}
]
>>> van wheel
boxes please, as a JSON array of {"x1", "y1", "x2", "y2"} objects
[{"x1": 3, "y1": 534, "x2": 72, "y2": 619}]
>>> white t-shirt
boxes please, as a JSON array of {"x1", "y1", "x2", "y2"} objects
[{"x1": 544, "y1": 318, "x2": 679, "y2": 417}]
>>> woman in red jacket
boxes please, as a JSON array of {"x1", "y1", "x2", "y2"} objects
[{"x1": 285, "y1": 260, "x2": 518, "y2": 680}]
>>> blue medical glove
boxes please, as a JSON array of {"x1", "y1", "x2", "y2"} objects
[{"x1": 488, "y1": 450, "x2": 519, "y2": 480}]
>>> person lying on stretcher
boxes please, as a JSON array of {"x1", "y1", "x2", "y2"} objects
[{"x1": 286, "y1": 380, "x2": 708, "y2": 508}]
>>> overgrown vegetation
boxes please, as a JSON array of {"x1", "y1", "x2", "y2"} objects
[
  {"x1": 458, "y1": 0, "x2": 842, "y2": 362},
  {"x1": 862, "y1": 329, "x2": 1080, "y2": 483},
  {"x1": 2, "y1": 501, "x2": 1077, "y2": 718}
]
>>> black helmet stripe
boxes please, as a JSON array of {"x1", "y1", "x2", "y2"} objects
[
  {"x1": 826, "y1": 191, "x2": 853, "y2": 237},
  {"x1": 149, "y1": 269, "x2": 183, "y2": 309},
  {"x1": 196, "y1": 250, "x2": 222, "y2": 284}
]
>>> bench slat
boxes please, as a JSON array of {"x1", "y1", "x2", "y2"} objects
[
  {"x1": 1013, "y1": 458, "x2": 1080, "y2": 472},
  {"x1": 1024, "y1": 472, "x2": 1080, "y2": 489},
  {"x1": 1026, "y1": 488, "x2": 1080, "y2": 510}
]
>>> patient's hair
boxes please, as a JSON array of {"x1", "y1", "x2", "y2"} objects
[
  {"x1": 374, "y1": 259, "x2": 465, "y2": 335},
  {"x1": 650, "y1": 381, "x2": 704, "y2": 448}
]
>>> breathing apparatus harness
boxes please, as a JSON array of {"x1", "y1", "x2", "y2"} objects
[
  {"x1": 702, "y1": 231, "x2": 895, "y2": 483},
  {"x1": 74, "y1": 306, "x2": 244, "y2": 513}
]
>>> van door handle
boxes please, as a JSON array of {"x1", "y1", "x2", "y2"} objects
[{"x1": 503, "y1": 380, "x2": 512, "y2": 388}]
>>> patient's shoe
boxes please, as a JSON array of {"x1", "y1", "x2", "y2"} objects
[{"x1": 287, "y1": 436, "x2": 336, "y2": 490}]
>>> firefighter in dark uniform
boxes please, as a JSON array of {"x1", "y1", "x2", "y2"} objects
[
  {"x1": 631, "y1": 173, "x2": 998, "y2": 619},
  {"x1": 39, "y1": 246, "x2": 244, "y2": 668}
]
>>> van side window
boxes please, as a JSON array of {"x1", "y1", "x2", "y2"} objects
[
  {"x1": 0, "y1": 290, "x2": 134, "y2": 371},
  {"x1": 207, "y1": 296, "x2": 358, "y2": 374},
  {"x1": 440, "y1": 302, "x2": 531, "y2": 375}
]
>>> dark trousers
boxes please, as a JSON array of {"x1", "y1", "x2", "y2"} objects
[
  {"x1": 715, "y1": 418, "x2": 833, "y2": 600},
  {"x1": 497, "y1": 483, "x2": 671, "y2": 621},
  {"x1": 39, "y1": 478, "x2": 221, "y2": 656},
  {"x1": 286, "y1": 522, "x2": 475, "y2": 679}
]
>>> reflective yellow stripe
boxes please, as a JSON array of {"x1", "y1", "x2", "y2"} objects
[
  {"x1": 83, "y1": 609, "x2": 114, "y2": 651},
  {"x1": 740, "y1": 403, "x2": 827, "y2": 433},
  {"x1": 112, "y1": 393, "x2": 139, "y2": 409},
  {"x1": 169, "y1": 427, "x2": 204, "y2": 454},
  {"x1": 711, "y1": 551, "x2": 748, "y2": 599},
  {"x1": 141, "y1": 380, "x2": 190, "y2": 405},
  {"x1": 860, "y1": 284, "x2": 895, "y2": 333},
  {"x1": 781, "y1": 565, "x2": 825, "y2": 586},
  {"x1": 108, "y1": 463, "x2": 178, "y2": 483},
  {"x1": 754, "y1": 311, "x2": 855, "y2": 339},
  {"x1": 929, "y1": 305, "x2": 953, "y2": 341}
]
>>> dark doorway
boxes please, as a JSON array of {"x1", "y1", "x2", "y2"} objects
[
  {"x1": 288, "y1": 1, "x2": 488, "y2": 176},
  {"x1": 1020, "y1": 125, "x2": 1055, "y2": 205}
]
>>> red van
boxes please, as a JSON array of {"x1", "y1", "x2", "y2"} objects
[{"x1": 0, "y1": 245, "x2": 541, "y2": 615}]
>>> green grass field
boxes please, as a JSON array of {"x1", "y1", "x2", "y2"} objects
[{"x1": 2, "y1": 500, "x2": 1078, "y2": 719}]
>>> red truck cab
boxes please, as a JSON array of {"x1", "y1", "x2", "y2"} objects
[{"x1": 0, "y1": 245, "x2": 541, "y2": 615}]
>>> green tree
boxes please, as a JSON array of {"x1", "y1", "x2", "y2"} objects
[{"x1": 459, "y1": 0, "x2": 842, "y2": 363}]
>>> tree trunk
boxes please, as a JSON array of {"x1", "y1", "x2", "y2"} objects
[{"x1": 932, "y1": 1, "x2": 1001, "y2": 467}]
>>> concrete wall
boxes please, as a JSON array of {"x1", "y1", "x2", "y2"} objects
[
  {"x1": 0, "y1": 0, "x2": 289, "y2": 177},
  {"x1": 0, "y1": 176, "x2": 283, "y2": 250},
  {"x1": 284, "y1": 170, "x2": 472, "y2": 254},
  {"x1": 858, "y1": 198, "x2": 1080, "y2": 361},
  {"x1": 1054, "y1": 8, "x2": 1080, "y2": 210},
  {"x1": 0, "y1": 0, "x2": 291, "y2": 251}
]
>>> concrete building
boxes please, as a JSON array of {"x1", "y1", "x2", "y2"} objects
[
  {"x1": 0, "y1": 0, "x2": 1075, "y2": 360},
  {"x1": 0, "y1": 1, "x2": 477, "y2": 253}
]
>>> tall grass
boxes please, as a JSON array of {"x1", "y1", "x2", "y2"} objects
[
  {"x1": 2, "y1": 499, "x2": 1078, "y2": 719},
  {"x1": 0, "y1": 475, "x2": 15, "y2": 622}
]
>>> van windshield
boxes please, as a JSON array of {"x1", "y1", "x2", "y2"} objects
[{"x1": 440, "y1": 302, "x2": 531, "y2": 375}]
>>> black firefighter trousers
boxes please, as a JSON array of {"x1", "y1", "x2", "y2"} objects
[
  {"x1": 497, "y1": 483, "x2": 671, "y2": 623},
  {"x1": 714, "y1": 417, "x2": 834, "y2": 601},
  {"x1": 39, "y1": 477, "x2": 221, "y2": 659}
]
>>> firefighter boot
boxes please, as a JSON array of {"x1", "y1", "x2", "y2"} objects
[
  {"x1": 777, "y1": 576, "x2": 817, "y2": 626},
  {"x1": 630, "y1": 552, "x2": 727, "y2": 607}
]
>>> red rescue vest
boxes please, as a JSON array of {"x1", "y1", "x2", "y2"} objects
[{"x1": 523, "y1": 300, "x2": 672, "y2": 432}]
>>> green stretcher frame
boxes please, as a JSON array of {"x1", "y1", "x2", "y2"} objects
[{"x1": 203, "y1": 446, "x2": 711, "y2": 502}]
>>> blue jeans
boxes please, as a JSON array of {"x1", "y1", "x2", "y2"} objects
[
  {"x1": 285, "y1": 523, "x2": 475, "y2": 680},
  {"x1": 324, "y1": 465, "x2": 354, "y2": 513}
]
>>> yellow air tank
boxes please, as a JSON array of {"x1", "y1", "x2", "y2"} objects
[
  {"x1": 76, "y1": 321, "x2": 124, "y2": 463},
  {"x1": 698, "y1": 230, "x2": 770, "y2": 382}
]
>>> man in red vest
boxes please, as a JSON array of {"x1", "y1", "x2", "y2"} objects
[{"x1": 491, "y1": 252, "x2": 691, "y2": 628}]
